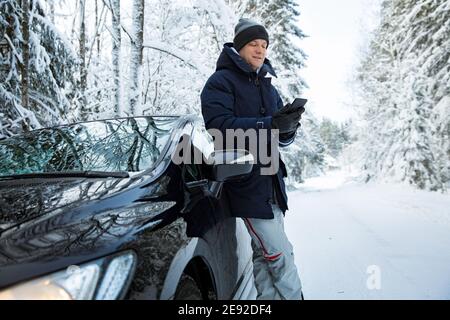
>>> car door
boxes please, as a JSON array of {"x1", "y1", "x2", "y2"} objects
[{"x1": 180, "y1": 123, "x2": 254, "y2": 299}]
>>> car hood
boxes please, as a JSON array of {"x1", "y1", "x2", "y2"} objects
[
  {"x1": 0, "y1": 169, "x2": 182, "y2": 288},
  {"x1": 0, "y1": 177, "x2": 132, "y2": 230}
]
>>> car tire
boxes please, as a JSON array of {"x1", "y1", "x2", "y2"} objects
[{"x1": 174, "y1": 274, "x2": 203, "y2": 300}]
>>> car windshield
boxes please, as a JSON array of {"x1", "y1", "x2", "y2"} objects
[{"x1": 0, "y1": 117, "x2": 180, "y2": 178}]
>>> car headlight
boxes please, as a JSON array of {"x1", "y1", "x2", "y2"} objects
[{"x1": 0, "y1": 251, "x2": 136, "y2": 300}]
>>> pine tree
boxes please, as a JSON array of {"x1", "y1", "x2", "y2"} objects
[
  {"x1": 282, "y1": 114, "x2": 325, "y2": 183},
  {"x1": 0, "y1": 0, "x2": 78, "y2": 138},
  {"x1": 354, "y1": 0, "x2": 448, "y2": 191},
  {"x1": 319, "y1": 118, "x2": 351, "y2": 158},
  {"x1": 392, "y1": 0, "x2": 450, "y2": 188}
]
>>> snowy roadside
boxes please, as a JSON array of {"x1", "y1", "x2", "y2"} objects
[{"x1": 285, "y1": 170, "x2": 450, "y2": 300}]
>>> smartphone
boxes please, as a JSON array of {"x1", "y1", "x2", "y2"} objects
[
  {"x1": 291, "y1": 98, "x2": 308, "y2": 110},
  {"x1": 279, "y1": 98, "x2": 308, "y2": 114}
]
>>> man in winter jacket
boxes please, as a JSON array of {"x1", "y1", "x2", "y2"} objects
[{"x1": 200, "y1": 18, "x2": 304, "y2": 300}]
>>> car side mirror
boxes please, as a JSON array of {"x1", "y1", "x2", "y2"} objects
[
  {"x1": 210, "y1": 149, "x2": 254, "y2": 182},
  {"x1": 181, "y1": 150, "x2": 254, "y2": 214}
]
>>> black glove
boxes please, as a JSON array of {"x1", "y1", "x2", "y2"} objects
[
  {"x1": 272, "y1": 103, "x2": 303, "y2": 134},
  {"x1": 280, "y1": 102, "x2": 306, "y2": 116}
]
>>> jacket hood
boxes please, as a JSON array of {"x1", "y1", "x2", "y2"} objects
[{"x1": 216, "y1": 43, "x2": 277, "y2": 78}]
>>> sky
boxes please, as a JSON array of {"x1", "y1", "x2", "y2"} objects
[{"x1": 296, "y1": 0, "x2": 381, "y2": 122}]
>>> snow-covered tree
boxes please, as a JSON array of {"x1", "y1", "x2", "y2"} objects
[
  {"x1": 137, "y1": 0, "x2": 235, "y2": 115},
  {"x1": 283, "y1": 114, "x2": 325, "y2": 185},
  {"x1": 129, "y1": 0, "x2": 145, "y2": 115},
  {"x1": 111, "y1": 0, "x2": 122, "y2": 115},
  {"x1": 353, "y1": 0, "x2": 449, "y2": 191},
  {"x1": 79, "y1": 0, "x2": 87, "y2": 120},
  {"x1": 75, "y1": 0, "x2": 121, "y2": 119},
  {"x1": 21, "y1": 0, "x2": 30, "y2": 112},
  {"x1": 0, "y1": 0, "x2": 78, "y2": 138},
  {"x1": 432, "y1": 96, "x2": 450, "y2": 186},
  {"x1": 319, "y1": 118, "x2": 351, "y2": 159}
]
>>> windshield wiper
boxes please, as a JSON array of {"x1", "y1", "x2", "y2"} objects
[{"x1": 0, "y1": 171, "x2": 130, "y2": 180}]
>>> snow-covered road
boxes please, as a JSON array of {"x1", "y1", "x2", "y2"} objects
[{"x1": 285, "y1": 171, "x2": 450, "y2": 299}]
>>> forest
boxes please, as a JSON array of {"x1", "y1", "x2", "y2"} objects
[{"x1": 0, "y1": 0, "x2": 448, "y2": 191}]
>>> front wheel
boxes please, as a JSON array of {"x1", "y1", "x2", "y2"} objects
[{"x1": 174, "y1": 274, "x2": 202, "y2": 300}]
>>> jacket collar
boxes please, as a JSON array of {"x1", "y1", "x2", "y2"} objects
[{"x1": 216, "y1": 43, "x2": 277, "y2": 78}]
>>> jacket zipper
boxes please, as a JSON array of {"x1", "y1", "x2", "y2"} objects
[
  {"x1": 253, "y1": 75, "x2": 266, "y2": 115},
  {"x1": 252, "y1": 74, "x2": 283, "y2": 208}
]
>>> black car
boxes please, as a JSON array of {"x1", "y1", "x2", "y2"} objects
[{"x1": 0, "y1": 116, "x2": 257, "y2": 300}]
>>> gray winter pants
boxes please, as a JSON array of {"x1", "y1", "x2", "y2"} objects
[{"x1": 243, "y1": 204, "x2": 303, "y2": 300}]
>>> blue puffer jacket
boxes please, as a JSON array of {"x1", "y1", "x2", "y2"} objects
[{"x1": 201, "y1": 43, "x2": 296, "y2": 219}]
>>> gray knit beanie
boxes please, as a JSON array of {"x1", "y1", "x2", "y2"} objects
[{"x1": 233, "y1": 18, "x2": 269, "y2": 52}]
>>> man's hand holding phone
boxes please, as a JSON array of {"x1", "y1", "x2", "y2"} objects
[
  {"x1": 281, "y1": 98, "x2": 307, "y2": 116},
  {"x1": 272, "y1": 98, "x2": 307, "y2": 134}
]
